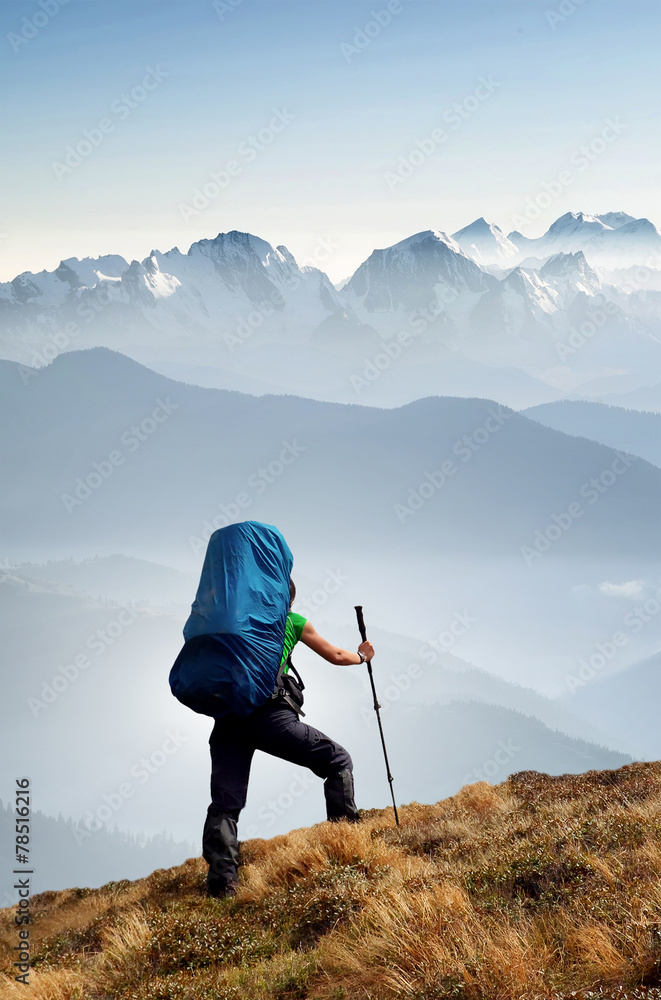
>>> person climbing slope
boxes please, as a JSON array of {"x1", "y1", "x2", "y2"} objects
[{"x1": 168, "y1": 520, "x2": 374, "y2": 899}]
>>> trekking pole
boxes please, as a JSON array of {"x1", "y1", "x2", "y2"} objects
[{"x1": 355, "y1": 606, "x2": 399, "y2": 827}]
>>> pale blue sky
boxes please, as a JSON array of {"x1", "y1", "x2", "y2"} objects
[{"x1": 1, "y1": 0, "x2": 659, "y2": 281}]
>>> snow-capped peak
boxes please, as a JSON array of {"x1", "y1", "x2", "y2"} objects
[
  {"x1": 541, "y1": 249, "x2": 592, "y2": 276},
  {"x1": 383, "y1": 230, "x2": 465, "y2": 256},
  {"x1": 274, "y1": 244, "x2": 298, "y2": 269},
  {"x1": 452, "y1": 217, "x2": 520, "y2": 266},
  {"x1": 501, "y1": 212, "x2": 661, "y2": 269},
  {"x1": 55, "y1": 255, "x2": 129, "y2": 288},
  {"x1": 181, "y1": 230, "x2": 303, "y2": 297},
  {"x1": 342, "y1": 228, "x2": 494, "y2": 313},
  {"x1": 546, "y1": 212, "x2": 611, "y2": 237},
  {"x1": 596, "y1": 212, "x2": 637, "y2": 230},
  {"x1": 188, "y1": 230, "x2": 276, "y2": 266},
  {"x1": 540, "y1": 250, "x2": 601, "y2": 294},
  {"x1": 454, "y1": 217, "x2": 498, "y2": 234},
  {"x1": 616, "y1": 217, "x2": 660, "y2": 236}
]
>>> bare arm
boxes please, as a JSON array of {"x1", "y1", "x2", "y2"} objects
[{"x1": 300, "y1": 621, "x2": 374, "y2": 665}]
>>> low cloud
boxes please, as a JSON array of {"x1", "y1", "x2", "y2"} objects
[{"x1": 598, "y1": 580, "x2": 646, "y2": 598}]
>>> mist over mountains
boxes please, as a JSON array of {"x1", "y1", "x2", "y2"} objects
[
  {"x1": 2, "y1": 345, "x2": 660, "y2": 692},
  {"x1": 524, "y1": 400, "x2": 661, "y2": 468},
  {"x1": 0, "y1": 564, "x2": 632, "y2": 897},
  {"x1": 3, "y1": 217, "x2": 661, "y2": 896},
  {"x1": 566, "y1": 650, "x2": 661, "y2": 760},
  {"x1": 2, "y1": 212, "x2": 661, "y2": 410},
  {"x1": 2, "y1": 348, "x2": 659, "y2": 575},
  {"x1": 0, "y1": 800, "x2": 197, "y2": 902}
]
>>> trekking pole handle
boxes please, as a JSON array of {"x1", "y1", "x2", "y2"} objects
[
  {"x1": 355, "y1": 605, "x2": 368, "y2": 643},
  {"x1": 355, "y1": 606, "x2": 379, "y2": 708}
]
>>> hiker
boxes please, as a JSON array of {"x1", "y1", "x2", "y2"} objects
[
  {"x1": 203, "y1": 576, "x2": 375, "y2": 897},
  {"x1": 169, "y1": 520, "x2": 375, "y2": 898}
]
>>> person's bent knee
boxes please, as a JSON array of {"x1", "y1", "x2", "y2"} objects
[{"x1": 327, "y1": 744, "x2": 353, "y2": 777}]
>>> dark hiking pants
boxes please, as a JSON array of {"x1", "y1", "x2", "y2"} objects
[{"x1": 202, "y1": 702, "x2": 358, "y2": 891}]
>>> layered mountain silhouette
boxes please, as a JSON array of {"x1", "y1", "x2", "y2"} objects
[
  {"x1": 4, "y1": 212, "x2": 661, "y2": 959},
  {"x1": 2, "y1": 348, "x2": 659, "y2": 565},
  {"x1": 0, "y1": 800, "x2": 197, "y2": 900},
  {"x1": 509, "y1": 212, "x2": 661, "y2": 269},
  {"x1": 564, "y1": 650, "x2": 661, "y2": 761},
  {"x1": 2, "y1": 346, "x2": 660, "y2": 693},
  {"x1": 2, "y1": 214, "x2": 661, "y2": 407},
  {"x1": 3, "y1": 344, "x2": 658, "y2": 896},
  {"x1": 524, "y1": 400, "x2": 661, "y2": 467},
  {"x1": 0, "y1": 567, "x2": 631, "y2": 879}
]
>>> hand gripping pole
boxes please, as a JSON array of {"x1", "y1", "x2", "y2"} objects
[{"x1": 355, "y1": 606, "x2": 399, "y2": 827}]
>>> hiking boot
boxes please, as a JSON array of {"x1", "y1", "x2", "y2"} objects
[
  {"x1": 324, "y1": 768, "x2": 360, "y2": 822},
  {"x1": 206, "y1": 872, "x2": 238, "y2": 899}
]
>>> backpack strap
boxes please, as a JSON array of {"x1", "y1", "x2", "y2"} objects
[
  {"x1": 286, "y1": 659, "x2": 305, "y2": 692},
  {"x1": 270, "y1": 659, "x2": 288, "y2": 693},
  {"x1": 269, "y1": 655, "x2": 306, "y2": 716}
]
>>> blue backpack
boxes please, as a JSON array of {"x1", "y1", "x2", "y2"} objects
[{"x1": 169, "y1": 521, "x2": 293, "y2": 718}]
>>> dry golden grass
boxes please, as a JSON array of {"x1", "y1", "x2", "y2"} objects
[{"x1": 2, "y1": 763, "x2": 661, "y2": 999}]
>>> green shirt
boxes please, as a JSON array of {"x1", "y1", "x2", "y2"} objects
[{"x1": 280, "y1": 612, "x2": 307, "y2": 670}]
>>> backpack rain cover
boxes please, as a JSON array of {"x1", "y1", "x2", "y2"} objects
[{"x1": 169, "y1": 521, "x2": 293, "y2": 718}]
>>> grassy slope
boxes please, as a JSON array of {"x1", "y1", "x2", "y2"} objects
[{"x1": 2, "y1": 763, "x2": 661, "y2": 1000}]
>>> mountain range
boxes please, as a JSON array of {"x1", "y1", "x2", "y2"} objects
[
  {"x1": 451, "y1": 211, "x2": 661, "y2": 270},
  {"x1": 524, "y1": 400, "x2": 661, "y2": 468},
  {"x1": 0, "y1": 800, "x2": 197, "y2": 900},
  {"x1": 2, "y1": 347, "x2": 660, "y2": 694},
  {"x1": 3, "y1": 343, "x2": 660, "y2": 884},
  {"x1": 5, "y1": 207, "x2": 661, "y2": 920},
  {"x1": 565, "y1": 650, "x2": 661, "y2": 760},
  {"x1": 2, "y1": 213, "x2": 661, "y2": 409},
  {"x1": 2, "y1": 348, "x2": 660, "y2": 569},
  {"x1": 0, "y1": 566, "x2": 632, "y2": 868}
]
